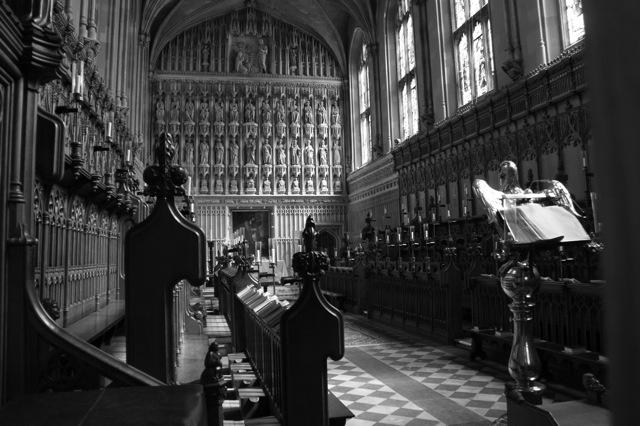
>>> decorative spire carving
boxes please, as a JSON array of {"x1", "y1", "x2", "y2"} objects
[{"x1": 142, "y1": 133, "x2": 188, "y2": 199}]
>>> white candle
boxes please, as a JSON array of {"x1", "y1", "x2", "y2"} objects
[
  {"x1": 431, "y1": 213, "x2": 436, "y2": 223},
  {"x1": 106, "y1": 122, "x2": 112, "y2": 138},
  {"x1": 271, "y1": 248, "x2": 276, "y2": 262},
  {"x1": 126, "y1": 149, "x2": 131, "y2": 163},
  {"x1": 71, "y1": 61, "x2": 77, "y2": 93},
  {"x1": 346, "y1": 248, "x2": 351, "y2": 258},
  {"x1": 409, "y1": 226, "x2": 415, "y2": 241},
  {"x1": 463, "y1": 205, "x2": 468, "y2": 216},
  {"x1": 396, "y1": 227, "x2": 402, "y2": 242},
  {"x1": 447, "y1": 209, "x2": 451, "y2": 219},
  {"x1": 186, "y1": 176, "x2": 192, "y2": 196},
  {"x1": 383, "y1": 207, "x2": 387, "y2": 215},
  {"x1": 424, "y1": 227, "x2": 429, "y2": 240}
]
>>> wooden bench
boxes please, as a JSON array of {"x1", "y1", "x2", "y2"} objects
[
  {"x1": 223, "y1": 257, "x2": 353, "y2": 425},
  {"x1": 65, "y1": 300, "x2": 125, "y2": 342}
]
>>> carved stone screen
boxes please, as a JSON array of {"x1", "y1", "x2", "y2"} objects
[{"x1": 152, "y1": 3, "x2": 348, "y2": 267}]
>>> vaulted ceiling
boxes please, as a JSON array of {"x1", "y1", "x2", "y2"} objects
[{"x1": 142, "y1": 0, "x2": 374, "y2": 73}]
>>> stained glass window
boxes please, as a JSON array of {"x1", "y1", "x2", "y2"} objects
[
  {"x1": 452, "y1": 0, "x2": 493, "y2": 106},
  {"x1": 358, "y1": 43, "x2": 371, "y2": 166},
  {"x1": 562, "y1": 0, "x2": 585, "y2": 46},
  {"x1": 396, "y1": 1, "x2": 419, "y2": 141}
]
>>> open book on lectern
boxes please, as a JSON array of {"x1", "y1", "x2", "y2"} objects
[{"x1": 499, "y1": 202, "x2": 590, "y2": 244}]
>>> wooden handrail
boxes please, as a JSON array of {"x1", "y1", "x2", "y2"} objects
[{"x1": 23, "y1": 236, "x2": 164, "y2": 387}]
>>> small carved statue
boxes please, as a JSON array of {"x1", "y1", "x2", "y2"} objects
[
  {"x1": 235, "y1": 49, "x2": 248, "y2": 73},
  {"x1": 245, "y1": 100, "x2": 256, "y2": 123},
  {"x1": 185, "y1": 100, "x2": 195, "y2": 122},
  {"x1": 316, "y1": 102, "x2": 327, "y2": 125},
  {"x1": 291, "y1": 102, "x2": 300, "y2": 124},
  {"x1": 258, "y1": 38, "x2": 268, "y2": 73},
  {"x1": 246, "y1": 138, "x2": 256, "y2": 164},
  {"x1": 201, "y1": 42, "x2": 211, "y2": 67},
  {"x1": 318, "y1": 140, "x2": 328, "y2": 166},
  {"x1": 185, "y1": 142, "x2": 194, "y2": 166},
  {"x1": 156, "y1": 99, "x2": 165, "y2": 123},
  {"x1": 199, "y1": 141, "x2": 209, "y2": 165},
  {"x1": 305, "y1": 140, "x2": 314, "y2": 165},
  {"x1": 277, "y1": 176, "x2": 286, "y2": 193},
  {"x1": 276, "y1": 100, "x2": 285, "y2": 123},
  {"x1": 229, "y1": 100, "x2": 239, "y2": 123},
  {"x1": 230, "y1": 140, "x2": 239, "y2": 166},
  {"x1": 333, "y1": 142, "x2": 341, "y2": 165},
  {"x1": 215, "y1": 140, "x2": 224, "y2": 164},
  {"x1": 301, "y1": 215, "x2": 317, "y2": 251},
  {"x1": 214, "y1": 101, "x2": 224, "y2": 123},
  {"x1": 330, "y1": 103, "x2": 340, "y2": 125},
  {"x1": 262, "y1": 142, "x2": 272, "y2": 164},
  {"x1": 169, "y1": 99, "x2": 180, "y2": 123},
  {"x1": 199, "y1": 102, "x2": 209, "y2": 123},
  {"x1": 291, "y1": 141, "x2": 301, "y2": 165},
  {"x1": 261, "y1": 100, "x2": 271, "y2": 123},
  {"x1": 303, "y1": 101, "x2": 313, "y2": 124},
  {"x1": 277, "y1": 141, "x2": 287, "y2": 165}
]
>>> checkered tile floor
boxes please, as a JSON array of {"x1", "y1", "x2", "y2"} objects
[
  {"x1": 328, "y1": 314, "x2": 510, "y2": 425},
  {"x1": 328, "y1": 358, "x2": 445, "y2": 425}
]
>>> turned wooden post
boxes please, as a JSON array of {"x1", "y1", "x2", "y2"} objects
[
  {"x1": 125, "y1": 134, "x2": 206, "y2": 382},
  {"x1": 281, "y1": 216, "x2": 344, "y2": 426}
]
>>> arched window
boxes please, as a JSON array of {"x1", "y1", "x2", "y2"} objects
[
  {"x1": 358, "y1": 43, "x2": 371, "y2": 166},
  {"x1": 396, "y1": 0, "x2": 418, "y2": 141},
  {"x1": 452, "y1": 0, "x2": 494, "y2": 106},
  {"x1": 560, "y1": 0, "x2": 585, "y2": 47}
]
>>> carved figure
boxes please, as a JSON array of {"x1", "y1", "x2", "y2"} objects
[
  {"x1": 185, "y1": 100, "x2": 195, "y2": 122},
  {"x1": 331, "y1": 103, "x2": 340, "y2": 125},
  {"x1": 277, "y1": 176, "x2": 286, "y2": 193},
  {"x1": 230, "y1": 100, "x2": 239, "y2": 123},
  {"x1": 169, "y1": 99, "x2": 180, "y2": 123},
  {"x1": 156, "y1": 99, "x2": 165, "y2": 123},
  {"x1": 291, "y1": 103, "x2": 300, "y2": 124},
  {"x1": 201, "y1": 42, "x2": 210, "y2": 67},
  {"x1": 291, "y1": 141, "x2": 301, "y2": 164},
  {"x1": 333, "y1": 142, "x2": 341, "y2": 165},
  {"x1": 199, "y1": 102, "x2": 209, "y2": 123},
  {"x1": 200, "y1": 141, "x2": 209, "y2": 165},
  {"x1": 303, "y1": 101, "x2": 313, "y2": 124},
  {"x1": 246, "y1": 138, "x2": 256, "y2": 164},
  {"x1": 261, "y1": 100, "x2": 271, "y2": 123},
  {"x1": 215, "y1": 140, "x2": 224, "y2": 164},
  {"x1": 277, "y1": 142, "x2": 286, "y2": 165},
  {"x1": 235, "y1": 49, "x2": 248, "y2": 73},
  {"x1": 318, "y1": 140, "x2": 328, "y2": 166},
  {"x1": 289, "y1": 43, "x2": 298, "y2": 69},
  {"x1": 185, "y1": 142, "x2": 194, "y2": 166},
  {"x1": 262, "y1": 142, "x2": 272, "y2": 164},
  {"x1": 214, "y1": 101, "x2": 224, "y2": 123},
  {"x1": 245, "y1": 100, "x2": 256, "y2": 123},
  {"x1": 292, "y1": 178, "x2": 300, "y2": 192},
  {"x1": 316, "y1": 102, "x2": 327, "y2": 125},
  {"x1": 230, "y1": 141, "x2": 239, "y2": 166},
  {"x1": 276, "y1": 100, "x2": 285, "y2": 123},
  {"x1": 305, "y1": 140, "x2": 314, "y2": 165},
  {"x1": 258, "y1": 38, "x2": 268, "y2": 73}
]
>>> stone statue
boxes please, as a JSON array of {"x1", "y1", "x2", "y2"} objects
[
  {"x1": 277, "y1": 142, "x2": 286, "y2": 165},
  {"x1": 316, "y1": 102, "x2": 327, "y2": 125},
  {"x1": 271, "y1": 101, "x2": 282, "y2": 124},
  {"x1": 185, "y1": 142, "x2": 194, "y2": 166},
  {"x1": 185, "y1": 100, "x2": 195, "y2": 122},
  {"x1": 303, "y1": 101, "x2": 313, "y2": 124},
  {"x1": 289, "y1": 43, "x2": 298, "y2": 69},
  {"x1": 292, "y1": 178, "x2": 300, "y2": 192},
  {"x1": 261, "y1": 100, "x2": 271, "y2": 123},
  {"x1": 156, "y1": 99, "x2": 165, "y2": 123},
  {"x1": 301, "y1": 215, "x2": 317, "y2": 251},
  {"x1": 246, "y1": 138, "x2": 256, "y2": 164},
  {"x1": 201, "y1": 42, "x2": 210, "y2": 67},
  {"x1": 230, "y1": 100, "x2": 239, "y2": 123},
  {"x1": 258, "y1": 38, "x2": 268, "y2": 73},
  {"x1": 318, "y1": 140, "x2": 328, "y2": 166},
  {"x1": 331, "y1": 103, "x2": 340, "y2": 125},
  {"x1": 230, "y1": 140, "x2": 239, "y2": 166},
  {"x1": 199, "y1": 102, "x2": 209, "y2": 123},
  {"x1": 277, "y1": 176, "x2": 286, "y2": 193},
  {"x1": 333, "y1": 142, "x2": 341, "y2": 165},
  {"x1": 169, "y1": 99, "x2": 180, "y2": 123},
  {"x1": 262, "y1": 142, "x2": 272, "y2": 164},
  {"x1": 245, "y1": 100, "x2": 256, "y2": 123},
  {"x1": 291, "y1": 102, "x2": 300, "y2": 124},
  {"x1": 305, "y1": 140, "x2": 314, "y2": 165},
  {"x1": 235, "y1": 49, "x2": 248, "y2": 73},
  {"x1": 214, "y1": 101, "x2": 224, "y2": 123},
  {"x1": 291, "y1": 141, "x2": 301, "y2": 164},
  {"x1": 200, "y1": 141, "x2": 209, "y2": 165},
  {"x1": 215, "y1": 140, "x2": 224, "y2": 164}
]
